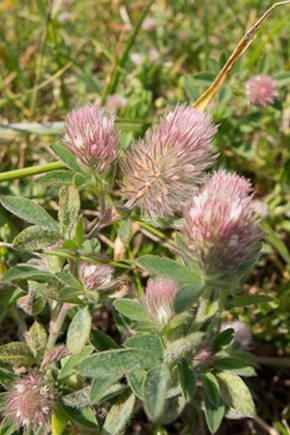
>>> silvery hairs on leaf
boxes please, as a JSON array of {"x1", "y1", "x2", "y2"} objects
[
  {"x1": 183, "y1": 170, "x2": 263, "y2": 278},
  {"x1": 63, "y1": 105, "x2": 119, "y2": 172},
  {"x1": 122, "y1": 105, "x2": 217, "y2": 225}
]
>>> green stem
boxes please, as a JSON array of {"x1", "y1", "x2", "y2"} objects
[
  {"x1": 101, "y1": 0, "x2": 154, "y2": 102},
  {"x1": 195, "y1": 288, "x2": 213, "y2": 324},
  {"x1": 0, "y1": 161, "x2": 64, "y2": 182},
  {"x1": 255, "y1": 356, "x2": 290, "y2": 367}
]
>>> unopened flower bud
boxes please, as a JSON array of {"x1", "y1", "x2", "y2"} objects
[
  {"x1": 194, "y1": 344, "x2": 213, "y2": 366},
  {"x1": 63, "y1": 105, "x2": 119, "y2": 172},
  {"x1": 245, "y1": 75, "x2": 278, "y2": 107},
  {"x1": 122, "y1": 105, "x2": 216, "y2": 224},
  {"x1": 183, "y1": 170, "x2": 262, "y2": 279},
  {"x1": 141, "y1": 278, "x2": 178, "y2": 324},
  {"x1": 79, "y1": 261, "x2": 114, "y2": 291},
  {"x1": 4, "y1": 372, "x2": 56, "y2": 433}
]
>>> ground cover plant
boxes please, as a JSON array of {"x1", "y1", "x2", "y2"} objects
[{"x1": 0, "y1": 1, "x2": 290, "y2": 434}]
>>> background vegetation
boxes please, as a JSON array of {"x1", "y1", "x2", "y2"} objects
[{"x1": 0, "y1": 0, "x2": 289, "y2": 433}]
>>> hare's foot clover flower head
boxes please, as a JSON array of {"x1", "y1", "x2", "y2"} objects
[
  {"x1": 4, "y1": 372, "x2": 56, "y2": 434},
  {"x1": 79, "y1": 261, "x2": 114, "y2": 291},
  {"x1": 63, "y1": 105, "x2": 119, "y2": 172},
  {"x1": 141, "y1": 278, "x2": 178, "y2": 325},
  {"x1": 183, "y1": 170, "x2": 263, "y2": 282},
  {"x1": 122, "y1": 105, "x2": 217, "y2": 225},
  {"x1": 245, "y1": 75, "x2": 278, "y2": 106}
]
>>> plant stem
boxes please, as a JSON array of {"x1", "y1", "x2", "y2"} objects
[
  {"x1": 101, "y1": 0, "x2": 154, "y2": 102},
  {"x1": 195, "y1": 288, "x2": 213, "y2": 324},
  {"x1": 0, "y1": 161, "x2": 64, "y2": 182},
  {"x1": 47, "y1": 303, "x2": 69, "y2": 350},
  {"x1": 255, "y1": 356, "x2": 290, "y2": 367}
]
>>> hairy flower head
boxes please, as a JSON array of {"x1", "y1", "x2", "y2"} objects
[
  {"x1": 4, "y1": 372, "x2": 56, "y2": 433},
  {"x1": 141, "y1": 278, "x2": 178, "y2": 324},
  {"x1": 245, "y1": 75, "x2": 278, "y2": 106},
  {"x1": 122, "y1": 105, "x2": 217, "y2": 224},
  {"x1": 79, "y1": 261, "x2": 114, "y2": 291},
  {"x1": 183, "y1": 170, "x2": 262, "y2": 280},
  {"x1": 63, "y1": 105, "x2": 119, "y2": 172}
]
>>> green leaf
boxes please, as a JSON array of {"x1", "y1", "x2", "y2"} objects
[
  {"x1": 126, "y1": 370, "x2": 146, "y2": 399},
  {"x1": 217, "y1": 372, "x2": 255, "y2": 417},
  {"x1": 124, "y1": 335, "x2": 163, "y2": 359},
  {"x1": 0, "y1": 342, "x2": 36, "y2": 366},
  {"x1": 178, "y1": 359, "x2": 196, "y2": 402},
  {"x1": 36, "y1": 170, "x2": 75, "y2": 186},
  {"x1": 143, "y1": 364, "x2": 170, "y2": 422},
  {"x1": 50, "y1": 144, "x2": 85, "y2": 174},
  {"x1": 273, "y1": 71, "x2": 290, "y2": 87},
  {"x1": 75, "y1": 349, "x2": 159, "y2": 378},
  {"x1": 59, "y1": 287, "x2": 83, "y2": 303},
  {"x1": 58, "y1": 346, "x2": 93, "y2": 381},
  {"x1": 13, "y1": 225, "x2": 60, "y2": 251},
  {"x1": 59, "y1": 185, "x2": 80, "y2": 239},
  {"x1": 0, "y1": 196, "x2": 58, "y2": 229},
  {"x1": 90, "y1": 375, "x2": 121, "y2": 403},
  {"x1": 62, "y1": 387, "x2": 91, "y2": 408},
  {"x1": 204, "y1": 395, "x2": 225, "y2": 434},
  {"x1": 138, "y1": 255, "x2": 202, "y2": 285},
  {"x1": 63, "y1": 406, "x2": 98, "y2": 430},
  {"x1": 174, "y1": 284, "x2": 203, "y2": 313},
  {"x1": 75, "y1": 217, "x2": 84, "y2": 245},
  {"x1": 90, "y1": 329, "x2": 119, "y2": 351},
  {"x1": 102, "y1": 392, "x2": 135, "y2": 435},
  {"x1": 228, "y1": 294, "x2": 272, "y2": 308},
  {"x1": 213, "y1": 357, "x2": 256, "y2": 377},
  {"x1": 27, "y1": 321, "x2": 47, "y2": 360},
  {"x1": 203, "y1": 372, "x2": 220, "y2": 405},
  {"x1": 1, "y1": 264, "x2": 53, "y2": 283},
  {"x1": 118, "y1": 219, "x2": 133, "y2": 244},
  {"x1": 51, "y1": 403, "x2": 69, "y2": 435},
  {"x1": 212, "y1": 329, "x2": 235, "y2": 353},
  {"x1": 67, "y1": 307, "x2": 92, "y2": 355},
  {"x1": 114, "y1": 299, "x2": 150, "y2": 322}
]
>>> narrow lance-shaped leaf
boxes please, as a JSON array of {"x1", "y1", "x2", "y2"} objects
[
  {"x1": 102, "y1": 392, "x2": 135, "y2": 435},
  {"x1": 114, "y1": 299, "x2": 150, "y2": 322},
  {"x1": 143, "y1": 364, "x2": 170, "y2": 422},
  {"x1": 138, "y1": 255, "x2": 202, "y2": 285},
  {"x1": 0, "y1": 342, "x2": 36, "y2": 366},
  {"x1": 13, "y1": 225, "x2": 60, "y2": 251},
  {"x1": 67, "y1": 307, "x2": 92, "y2": 355},
  {"x1": 75, "y1": 348, "x2": 159, "y2": 378},
  {"x1": 58, "y1": 185, "x2": 80, "y2": 239},
  {"x1": 0, "y1": 196, "x2": 58, "y2": 229}
]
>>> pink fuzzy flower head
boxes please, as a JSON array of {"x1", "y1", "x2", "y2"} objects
[
  {"x1": 183, "y1": 170, "x2": 262, "y2": 280},
  {"x1": 63, "y1": 105, "x2": 119, "y2": 172},
  {"x1": 105, "y1": 94, "x2": 127, "y2": 112},
  {"x1": 4, "y1": 372, "x2": 56, "y2": 434},
  {"x1": 141, "y1": 278, "x2": 178, "y2": 324},
  {"x1": 122, "y1": 105, "x2": 217, "y2": 224},
  {"x1": 79, "y1": 261, "x2": 114, "y2": 290},
  {"x1": 245, "y1": 75, "x2": 278, "y2": 106}
]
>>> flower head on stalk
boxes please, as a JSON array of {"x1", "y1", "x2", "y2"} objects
[
  {"x1": 245, "y1": 75, "x2": 278, "y2": 107},
  {"x1": 4, "y1": 372, "x2": 56, "y2": 434},
  {"x1": 63, "y1": 105, "x2": 119, "y2": 172},
  {"x1": 183, "y1": 170, "x2": 262, "y2": 281},
  {"x1": 141, "y1": 278, "x2": 178, "y2": 324},
  {"x1": 122, "y1": 105, "x2": 217, "y2": 225}
]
